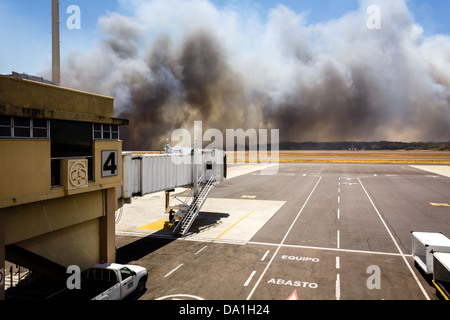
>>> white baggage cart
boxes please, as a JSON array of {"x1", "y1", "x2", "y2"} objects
[
  {"x1": 411, "y1": 232, "x2": 450, "y2": 274},
  {"x1": 432, "y1": 252, "x2": 450, "y2": 300}
]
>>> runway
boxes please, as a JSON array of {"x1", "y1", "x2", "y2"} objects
[{"x1": 116, "y1": 163, "x2": 450, "y2": 300}]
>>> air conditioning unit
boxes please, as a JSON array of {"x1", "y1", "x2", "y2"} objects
[{"x1": 63, "y1": 159, "x2": 88, "y2": 194}]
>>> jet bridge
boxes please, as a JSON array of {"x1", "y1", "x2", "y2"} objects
[{"x1": 118, "y1": 142, "x2": 227, "y2": 236}]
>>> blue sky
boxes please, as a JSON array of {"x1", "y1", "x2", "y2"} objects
[{"x1": 1, "y1": 0, "x2": 450, "y2": 76}]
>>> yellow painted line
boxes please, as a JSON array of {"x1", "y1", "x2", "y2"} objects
[
  {"x1": 216, "y1": 203, "x2": 265, "y2": 239},
  {"x1": 430, "y1": 203, "x2": 450, "y2": 207},
  {"x1": 231, "y1": 159, "x2": 450, "y2": 164},
  {"x1": 139, "y1": 219, "x2": 171, "y2": 231},
  {"x1": 241, "y1": 195, "x2": 257, "y2": 199},
  {"x1": 433, "y1": 280, "x2": 449, "y2": 300}
]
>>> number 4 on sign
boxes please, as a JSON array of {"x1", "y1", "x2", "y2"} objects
[
  {"x1": 287, "y1": 290, "x2": 299, "y2": 300},
  {"x1": 102, "y1": 151, "x2": 118, "y2": 177}
]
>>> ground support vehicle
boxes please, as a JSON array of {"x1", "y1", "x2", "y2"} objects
[
  {"x1": 411, "y1": 232, "x2": 450, "y2": 274},
  {"x1": 432, "y1": 252, "x2": 450, "y2": 300},
  {"x1": 48, "y1": 263, "x2": 147, "y2": 300}
]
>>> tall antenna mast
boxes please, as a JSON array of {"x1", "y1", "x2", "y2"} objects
[{"x1": 52, "y1": 0, "x2": 61, "y2": 86}]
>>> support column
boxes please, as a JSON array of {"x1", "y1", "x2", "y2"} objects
[
  {"x1": 100, "y1": 188, "x2": 116, "y2": 263},
  {"x1": 0, "y1": 209, "x2": 5, "y2": 300},
  {"x1": 165, "y1": 189, "x2": 175, "y2": 210}
]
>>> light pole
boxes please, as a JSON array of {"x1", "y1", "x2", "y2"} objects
[{"x1": 52, "y1": 0, "x2": 61, "y2": 86}]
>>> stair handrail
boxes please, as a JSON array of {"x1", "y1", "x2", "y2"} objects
[{"x1": 174, "y1": 175, "x2": 217, "y2": 235}]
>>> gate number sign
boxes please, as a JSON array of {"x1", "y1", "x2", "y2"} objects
[{"x1": 102, "y1": 150, "x2": 118, "y2": 177}]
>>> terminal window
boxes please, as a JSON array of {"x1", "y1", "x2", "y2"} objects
[
  {"x1": 93, "y1": 124, "x2": 119, "y2": 140},
  {"x1": 51, "y1": 120, "x2": 94, "y2": 186},
  {"x1": 0, "y1": 116, "x2": 49, "y2": 139}
]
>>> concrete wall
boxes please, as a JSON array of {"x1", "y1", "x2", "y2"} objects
[
  {"x1": 94, "y1": 140, "x2": 123, "y2": 187},
  {"x1": 4, "y1": 191, "x2": 103, "y2": 246},
  {"x1": 0, "y1": 76, "x2": 126, "y2": 298},
  {"x1": 0, "y1": 211, "x2": 4, "y2": 300},
  {"x1": 3, "y1": 190, "x2": 104, "y2": 270},
  {"x1": 0, "y1": 76, "x2": 114, "y2": 118},
  {"x1": 0, "y1": 140, "x2": 51, "y2": 208},
  {"x1": 0, "y1": 139, "x2": 124, "y2": 208},
  {"x1": 16, "y1": 219, "x2": 101, "y2": 271}
]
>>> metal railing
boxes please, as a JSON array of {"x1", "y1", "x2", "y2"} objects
[{"x1": 5, "y1": 265, "x2": 31, "y2": 290}]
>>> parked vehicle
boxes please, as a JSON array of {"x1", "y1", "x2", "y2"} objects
[
  {"x1": 48, "y1": 263, "x2": 148, "y2": 301},
  {"x1": 411, "y1": 231, "x2": 450, "y2": 274},
  {"x1": 432, "y1": 252, "x2": 450, "y2": 300}
]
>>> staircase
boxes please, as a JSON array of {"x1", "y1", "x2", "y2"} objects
[
  {"x1": 4, "y1": 265, "x2": 31, "y2": 290},
  {"x1": 173, "y1": 175, "x2": 217, "y2": 236}
]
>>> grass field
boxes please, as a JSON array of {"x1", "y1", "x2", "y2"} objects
[
  {"x1": 227, "y1": 150, "x2": 450, "y2": 164},
  {"x1": 128, "y1": 150, "x2": 450, "y2": 164}
]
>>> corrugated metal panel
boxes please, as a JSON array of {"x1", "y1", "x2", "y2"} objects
[
  {"x1": 120, "y1": 153, "x2": 141, "y2": 199},
  {"x1": 120, "y1": 149, "x2": 225, "y2": 200},
  {"x1": 131, "y1": 157, "x2": 141, "y2": 195},
  {"x1": 140, "y1": 154, "x2": 193, "y2": 195}
]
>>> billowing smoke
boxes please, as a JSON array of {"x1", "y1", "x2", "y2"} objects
[{"x1": 60, "y1": 0, "x2": 450, "y2": 150}]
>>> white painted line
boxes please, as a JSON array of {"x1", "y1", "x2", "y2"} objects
[
  {"x1": 156, "y1": 294, "x2": 205, "y2": 300},
  {"x1": 338, "y1": 187, "x2": 341, "y2": 193},
  {"x1": 410, "y1": 165, "x2": 450, "y2": 178},
  {"x1": 337, "y1": 208, "x2": 340, "y2": 220},
  {"x1": 337, "y1": 230, "x2": 340, "y2": 249},
  {"x1": 246, "y1": 176, "x2": 323, "y2": 300},
  {"x1": 116, "y1": 230, "x2": 176, "y2": 241},
  {"x1": 338, "y1": 196, "x2": 340, "y2": 204},
  {"x1": 336, "y1": 274, "x2": 341, "y2": 300},
  {"x1": 116, "y1": 230, "x2": 158, "y2": 237},
  {"x1": 195, "y1": 245, "x2": 208, "y2": 255},
  {"x1": 216, "y1": 202, "x2": 265, "y2": 240},
  {"x1": 184, "y1": 236, "x2": 247, "y2": 245},
  {"x1": 244, "y1": 271, "x2": 257, "y2": 287},
  {"x1": 358, "y1": 178, "x2": 430, "y2": 300},
  {"x1": 247, "y1": 241, "x2": 405, "y2": 257},
  {"x1": 164, "y1": 264, "x2": 184, "y2": 278},
  {"x1": 336, "y1": 257, "x2": 340, "y2": 269},
  {"x1": 261, "y1": 250, "x2": 270, "y2": 261}
]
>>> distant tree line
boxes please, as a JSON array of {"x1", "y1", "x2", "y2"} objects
[{"x1": 276, "y1": 141, "x2": 450, "y2": 151}]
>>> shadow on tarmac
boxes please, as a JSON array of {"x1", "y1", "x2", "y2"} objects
[
  {"x1": 116, "y1": 237, "x2": 176, "y2": 265},
  {"x1": 116, "y1": 210, "x2": 230, "y2": 266}
]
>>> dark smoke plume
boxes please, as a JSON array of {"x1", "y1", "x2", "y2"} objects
[{"x1": 60, "y1": 0, "x2": 450, "y2": 150}]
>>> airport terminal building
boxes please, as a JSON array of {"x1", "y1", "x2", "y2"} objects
[{"x1": 0, "y1": 74, "x2": 128, "y2": 299}]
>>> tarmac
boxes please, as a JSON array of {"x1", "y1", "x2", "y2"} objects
[{"x1": 115, "y1": 163, "x2": 450, "y2": 300}]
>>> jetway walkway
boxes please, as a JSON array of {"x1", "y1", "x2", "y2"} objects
[{"x1": 118, "y1": 143, "x2": 227, "y2": 236}]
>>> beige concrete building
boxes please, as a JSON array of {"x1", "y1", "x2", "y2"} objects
[{"x1": 0, "y1": 74, "x2": 128, "y2": 299}]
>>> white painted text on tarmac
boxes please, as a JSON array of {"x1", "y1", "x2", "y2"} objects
[
  {"x1": 281, "y1": 255, "x2": 319, "y2": 262},
  {"x1": 267, "y1": 278, "x2": 318, "y2": 288}
]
